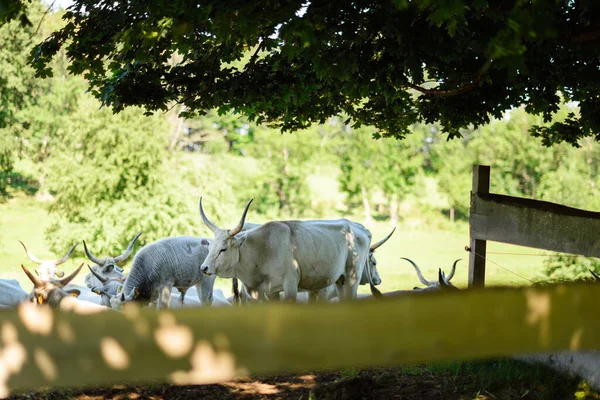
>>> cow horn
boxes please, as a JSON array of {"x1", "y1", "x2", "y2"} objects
[
  {"x1": 57, "y1": 263, "x2": 85, "y2": 287},
  {"x1": 438, "y1": 268, "x2": 450, "y2": 288},
  {"x1": 590, "y1": 269, "x2": 600, "y2": 281},
  {"x1": 370, "y1": 227, "x2": 396, "y2": 251},
  {"x1": 55, "y1": 242, "x2": 79, "y2": 265},
  {"x1": 401, "y1": 257, "x2": 433, "y2": 286},
  {"x1": 199, "y1": 197, "x2": 219, "y2": 233},
  {"x1": 229, "y1": 199, "x2": 254, "y2": 237},
  {"x1": 87, "y1": 265, "x2": 108, "y2": 284},
  {"x1": 446, "y1": 259, "x2": 460, "y2": 281},
  {"x1": 21, "y1": 264, "x2": 44, "y2": 288},
  {"x1": 19, "y1": 241, "x2": 42, "y2": 265},
  {"x1": 83, "y1": 240, "x2": 105, "y2": 265},
  {"x1": 114, "y1": 232, "x2": 142, "y2": 264}
]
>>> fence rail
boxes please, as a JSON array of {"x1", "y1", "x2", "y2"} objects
[
  {"x1": 468, "y1": 165, "x2": 600, "y2": 287},
  {"x1": 2, "y1": 282, "x2": 600, "y2": 396}
]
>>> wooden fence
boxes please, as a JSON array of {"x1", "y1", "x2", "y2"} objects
[
  {"x1": 2, "y1": 163, "x2": 600, "y2": 396},
  {"x1": 1, "y1": 283, "x2": 600, "y2": 397},
  {"x1": 468, "y1": 164, "x2": 600, "y2": 287}
]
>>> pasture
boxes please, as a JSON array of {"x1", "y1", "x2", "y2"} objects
[{"x1": 0, "y1": 198, "x2": 551, "y2": 295}]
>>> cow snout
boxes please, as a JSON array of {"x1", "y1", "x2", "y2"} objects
[{"x1": 201, "y1": 266, "x2": 211, "y2": 275}]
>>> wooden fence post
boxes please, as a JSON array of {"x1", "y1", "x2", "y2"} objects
[{"x1": 469, "y1": 165, "x2": 490, "y2": 288}]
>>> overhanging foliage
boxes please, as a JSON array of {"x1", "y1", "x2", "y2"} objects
[{"x1": 12, "y1": 0, "x2": 600, "y2": 146}]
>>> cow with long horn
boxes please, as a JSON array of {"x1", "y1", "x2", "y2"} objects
[
  {"x1": 18, "y1": 241, "x2": 79, "y2": 281},
  {"x1": 83, "y1": 232, "x2": 142, "y2": 289},
  {"x1": 22, "y1": 263, "x2": 84, "y2": 306},
  {"x1": 401, "y1": 258, "x2": 460, "y2": 290},
  {"x1": 199, "y1": 197, "x2": 375, "y2": 302}
]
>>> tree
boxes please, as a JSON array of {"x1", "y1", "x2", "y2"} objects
[
  {"x1": 44, "y1": 95, "x2": 194, "y2": 256},
  {"x1": 21, "y1": 0, "x2": 600, "y2": 146}
]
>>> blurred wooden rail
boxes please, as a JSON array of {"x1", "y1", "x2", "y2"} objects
[{"x1": 1, "y1": 282, "x2": 600, "y2": 396}]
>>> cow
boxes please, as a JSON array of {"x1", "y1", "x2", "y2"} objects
[
  {"x1": 83, "y1": 232, "x2": 142, "y2": 288},
  {"x1": 199, "y1": 197, "x2": 377, "y2": 302},
  {"x1": 18, "y1": 241, "x2": 79, "y2": 280},
  {"x1": 590, "y1": 269, "x2": 600, "y2": 281},
  {"x1": 108, "y1": 236, "x2": 216, "y2": 310},
  {"x1": 0, "y1": 279, "x2": 28, "y2": 307},
  {"x1": 401, "y1": 257, "x2": 459, "y2": 290},
  {"x1": 21, "y1": 262, "x2": 82, "y2": 305},
  {"x1": 230, "y1": 223, "x2": 394, "y2": 304}
]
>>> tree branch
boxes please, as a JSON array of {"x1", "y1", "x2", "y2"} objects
[{"x1": 404, "y1": 61, "x2": 492, "y2": 98}]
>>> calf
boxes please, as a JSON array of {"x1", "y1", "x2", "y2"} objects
[{"x1": 109, "y1": 236, "x2": 216, "y2": 310}]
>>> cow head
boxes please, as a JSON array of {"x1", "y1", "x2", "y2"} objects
[
  {"x1": 83, "y1": 232, "x2": 141, "y2": 287},
  {"x1": 590, "y1": 269, "x2": 600, "y2": 282},
  {"x1": 22, "y1": 263, "x2": 84, "y2": 307},
  {"x1": 401, "y1": 258, "x2": 459, "y2": 290},
  {"x1": 19, "y1": 241, "x2": 79, "y2": 281},
  {"x1": 87, "y1": 265, "x2": 125, "y2": 307},
  {"x1": 199, "y1": 197, "x2": 253, "y2": 278},
  {"x1": 361, "y1": 227, "x2": 396, "y2": 286},
  {"x1": 109, "y1": 287, "x2": 139, "y2": 310}
]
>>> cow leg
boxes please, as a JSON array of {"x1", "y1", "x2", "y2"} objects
[
  {"x1": 157, "y1": 284, "x2": 172, "y2": 310},
  {"x1": 335, "y1": 274, "x2": 359, "y2": 301},
  {"x1": 196, "y1": 275, "x2": 215, "y2": 306},
  {"x1": 177, "y1": 287, "x2": 187, "y2": 307},
  {"x1": 281, "y1": 276, "x2": 299, "y2": 303}
]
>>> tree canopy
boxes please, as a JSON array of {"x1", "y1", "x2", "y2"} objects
[{"x1": 8, "y1": 0, "x2": 597, "y2": 146}]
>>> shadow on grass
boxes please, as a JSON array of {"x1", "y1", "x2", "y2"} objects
[{"x1": 7, "y1": 358, "x2": 599, "y2": 400}]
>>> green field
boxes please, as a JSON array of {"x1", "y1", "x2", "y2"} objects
[{"x1": 0, "y1": 198, "x2": 552, "y2": 295}]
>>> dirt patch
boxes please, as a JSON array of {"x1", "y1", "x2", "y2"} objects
[{"x1": 7, "y1": 361, "x2": 599, "y2": 400}]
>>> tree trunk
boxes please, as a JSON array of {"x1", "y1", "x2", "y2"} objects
[
  {"x1": 450, "y1": 207, "x2": 455, "y2": 223},
  {"x1": 167, "y1": 105, "x2": 185, "y2": 152},
  {"x1": 361, "y1": 184, "x2": 372, "y2": 226}
]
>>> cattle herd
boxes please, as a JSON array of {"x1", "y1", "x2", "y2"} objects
[{"x1": 1, "y1": 197, "x2": 486, "y2": 312}]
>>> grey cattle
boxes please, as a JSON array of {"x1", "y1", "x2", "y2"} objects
[
  {"x1": 199, "y1": 198, "x2": 376, "y2": 302},
  {"x1": 0, "y1": 279, "x2": 27, "y2": 307},
  {"x1": 21, "y1": 263, "x2": 84, "y2": 306},
  {"x1": 109, "y1": 236, "x2": 216, "y2": 310},
  {"x1": 83, "y1": 232, "x2": 141, "y2": 288},
  {"x1": 232, "y1": 223, "x2": 394, "y2": 304},
  {"x1": 19, "y1": 241, "x2": 79, "y2": 281},
  {"x1": 62, "y1": 283, "x2": 104, "y2": 305},
  {"x1": 401, "y1": 258, "x2": 459, "y2": 290}
]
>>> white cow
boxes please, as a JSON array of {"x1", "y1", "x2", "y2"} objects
[
  {"x1": 199, "y1": 198, "x2": 375, "y2": 302},
  {"x1": 18, "y1": 241, "x2": 79, "y2": 280},
  {"x1": 0, "y1": 279, "x2": 27, "y2": 307}
]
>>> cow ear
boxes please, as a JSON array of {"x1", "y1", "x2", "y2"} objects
[
  {"x1": 66, "y1": 289, "x2": 80, "y2": 298},
  {"x1": 236, "y1": 235, "x2": 247, "y2": 248}
]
